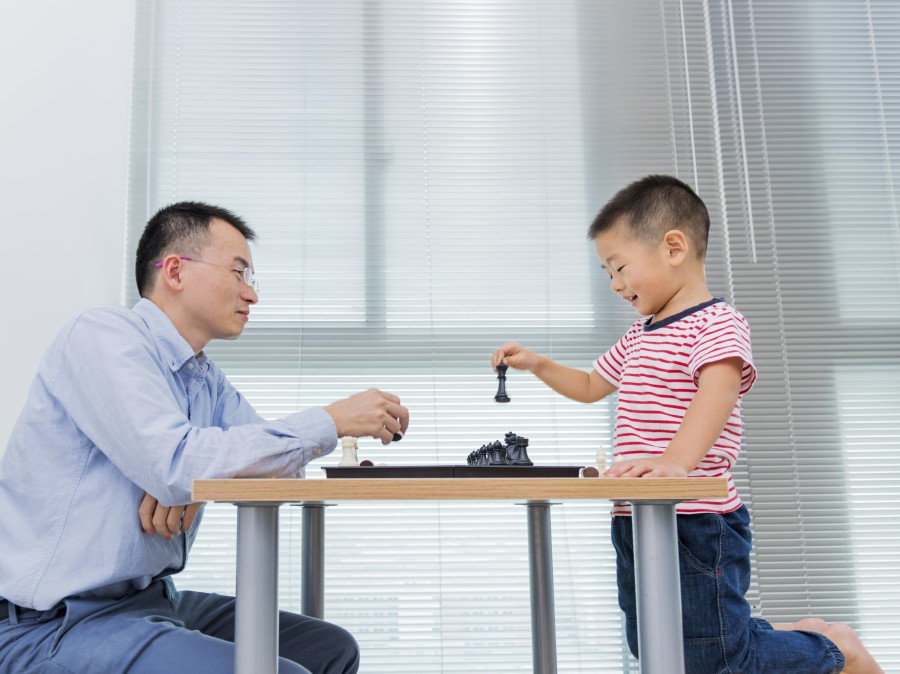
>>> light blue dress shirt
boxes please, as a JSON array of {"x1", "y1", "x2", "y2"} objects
[{"x1": 0, "y1": 299, "x2": 338, "y2": 610}]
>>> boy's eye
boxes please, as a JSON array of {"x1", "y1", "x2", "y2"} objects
[{"x1": 616, "y1": 265, "x2": 625, "y2": 273}]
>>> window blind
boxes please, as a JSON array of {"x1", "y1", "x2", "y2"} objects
[{"x1": 126, "y1": 0, "x2": 900, "y2": 671}]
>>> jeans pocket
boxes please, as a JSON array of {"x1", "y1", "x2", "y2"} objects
[{"x1": 678, "y1": 537, "x2": 719, "y2": 577}]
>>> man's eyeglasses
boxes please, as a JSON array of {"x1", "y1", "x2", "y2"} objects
[{"x1": 154, "y1": 255, "x2": 259, "y2": 293}]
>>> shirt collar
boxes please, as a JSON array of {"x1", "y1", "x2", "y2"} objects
[
  {"x1": 132, "y1": 298, "x2": 202, "y2": 372},
  {"x1": 643, "y1": 297, "x2": 724, "y2": 331}
]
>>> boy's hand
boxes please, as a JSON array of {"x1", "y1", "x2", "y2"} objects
[
  {"x1": 603, "y1": 456, "x2": 689, "y2": 478},
  {"x1": 492, "y1": 341, "x2": 542, "y2": 372}
]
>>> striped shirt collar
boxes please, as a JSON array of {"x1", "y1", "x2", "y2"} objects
[{"x1": 643, "y1": 297, "x2": 724, "y2": 332}]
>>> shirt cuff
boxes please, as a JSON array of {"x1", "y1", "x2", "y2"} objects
[{"x1": 284, "y1": 406, "x2": 339, "y2": 463}]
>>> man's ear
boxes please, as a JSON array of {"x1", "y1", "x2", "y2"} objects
[
  {"x1": 662, "y1": 229, "x2": 689, "y2": 265},
  {"x1": 156, "y1": 255, "x2": 186, "y2": 292}
]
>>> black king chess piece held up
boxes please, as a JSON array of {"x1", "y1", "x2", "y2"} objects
[{"x1": 495, "y1": 362, "x2": 510, "y2": 403}]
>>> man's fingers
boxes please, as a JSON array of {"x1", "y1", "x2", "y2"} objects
[
  {"x1": 377, "y1": 390, "x2": 401, "y2": 405},
  {"x1": 166, "y1": 506, "x2": 183, "y2": 536},
  {"x1": 139, "y1": 492, "x2": 199, "y2": 538},
  {"x1": 182, "y1": 503, "x2": 202, "y2": 531},
  {"x1": 139, "y1": 494, "x2": 159, "y2": 535},
  {"x1": 152, "y1": 505, "x2": 173, "y2": 540}
]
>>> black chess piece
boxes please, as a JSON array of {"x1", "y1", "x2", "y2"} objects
[
  {"x1": 488, "y1": 440, "x2": 506, "y2": 465},
  {"x1": 504, "y1": 433, "x2": 533, "y2": 466},
  {"x1": 494, "y1": 363, "x2": 510, "y2": 403}
]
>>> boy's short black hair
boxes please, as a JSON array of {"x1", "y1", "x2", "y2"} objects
[
  {"x1": 135, "y1": 201, "x2": 257, "y2": 297},
  {"x1": 588, "y1": 175, "x2": 710, "y2": 258}
]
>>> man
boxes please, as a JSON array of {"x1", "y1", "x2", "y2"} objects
[{"x1": 0, "y1": 202, "x2": 408, "y2": 673}]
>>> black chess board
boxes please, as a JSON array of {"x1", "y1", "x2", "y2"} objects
[{"x1": 323, "y1": 465, "x2": 584, "y2": 479}]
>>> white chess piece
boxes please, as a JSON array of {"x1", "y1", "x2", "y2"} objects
[
  {"x1": 339, "y1": 437, "x2": 359, "y2": 467},
  {"x1": 596, "y1": 445, "x2": 607, "y2": 471}
]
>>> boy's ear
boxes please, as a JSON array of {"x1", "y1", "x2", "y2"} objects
[{"x1": 662, "y1": 229, "x2": 689, "y2": 265}]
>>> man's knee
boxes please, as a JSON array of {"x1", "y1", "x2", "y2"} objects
[
  {"x1": 316, "y1": 622, "x2": 359, "y2": 674},
  {"x1": 279, "y1": 615, "x2": 359, "y2": 674}
]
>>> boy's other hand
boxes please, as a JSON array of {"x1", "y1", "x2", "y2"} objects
[
  {"x1": 602, "y1": 456, "x2": 689, "y2": 478},
  {"x1": 492, "y1": 342, "x2": 542, "y2": 372}
]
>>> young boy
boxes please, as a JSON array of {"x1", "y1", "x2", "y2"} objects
[{"x1": 491, "y1": 175, "x2": 883, "y2": 674}]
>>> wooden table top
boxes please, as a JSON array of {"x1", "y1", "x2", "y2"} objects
[{"x1": 192, "y1": 476, "x2": 728, "y2": 503}]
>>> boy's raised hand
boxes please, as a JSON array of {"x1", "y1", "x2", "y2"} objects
[{"x1": 492, "y1": 341, "x2": 542, "y2": 372}]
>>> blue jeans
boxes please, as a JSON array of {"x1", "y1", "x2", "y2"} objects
[
  {"x1": 0, "y1": 578, "x2": 359, "y2": 674},
  {"x1": 612, "y1": 506, "x2": 845, "y2": 674}
]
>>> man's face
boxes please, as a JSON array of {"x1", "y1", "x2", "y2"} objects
[{"x1": 179, "y1": 218, "x2": 258, "y2": 349}]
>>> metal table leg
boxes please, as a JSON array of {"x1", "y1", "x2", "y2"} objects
[
  {"x1": 235, "y1": 504, "x2": 281, "y2": 674},
  {"x1": 526, "y1": 502, "x2": 558, "y2": 674},
  {"x1": 632, "y1": 503, "x2": 684, "y2": 674},
  {"x1": 301, "y1": 503, "x2": 327, "y2": 619}
]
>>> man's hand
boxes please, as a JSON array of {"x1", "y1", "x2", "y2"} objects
[
  {"x1": 324, "y1": 388, "x2": 410, "y2": 445},
  {"x1": 139, "y1": 493, "x2": 202, "y2": 540},
  {"x1": 602, "y1": 456, "x2": 689, "y2": 479}
]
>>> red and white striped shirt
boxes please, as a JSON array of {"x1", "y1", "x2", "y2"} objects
[{"x1": 594, "y1": 299, "x2": 756, "y2": 516}]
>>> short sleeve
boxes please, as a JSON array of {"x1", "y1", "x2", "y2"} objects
[
  {"x1": 594, "y1": 323, "x2": 639, "y2": 387},
  {"x1": 688, "y1": 307, "x2": 756, "y2": 395}
]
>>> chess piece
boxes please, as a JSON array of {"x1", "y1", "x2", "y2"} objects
[
  {"x1": 505, "y1": 434, "x2": 533, "y2": 466},
  {"x1": 596, "y1": 445, "x2": 607, "y2": 471},
  {"x1": 338, "y1": 437, "x2": 359, "y2": 467},
  {"x1": 488, "y1": 440, "x2": 506, "y2": 465},
  {"x1": 494, "y1": 363, "x2": 510, "y2": 403}
]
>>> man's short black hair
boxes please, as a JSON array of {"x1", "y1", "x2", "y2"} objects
[
  {"x1": 135, "y1": 201, "x2": 257, "y2": 297},
  {"x1": 587, "y1": 175, "x2": 710, "y2": 258}
]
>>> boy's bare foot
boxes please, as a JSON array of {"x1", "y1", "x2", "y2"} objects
[{"x1": 773, "y1": 619, "x2": 884, "y2": 674}]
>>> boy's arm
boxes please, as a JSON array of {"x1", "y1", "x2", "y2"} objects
[
  {"x1": 604, "y1": 357, "x2": 743, "y2": 478},
  {"x1": 492, "y1": 341, "x2": 616, "y2": 403}
]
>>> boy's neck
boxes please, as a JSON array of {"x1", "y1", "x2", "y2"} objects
[{"x1": 650, "y1": 282, "x2": 714, "y2": 325}]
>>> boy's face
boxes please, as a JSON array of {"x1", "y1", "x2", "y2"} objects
[{"x1": 593, "y1": 222, "x2": 677, "y2": 319}]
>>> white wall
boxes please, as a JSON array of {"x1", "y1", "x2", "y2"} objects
[{"x1": 0, "y1": 1, "x2": 136, "y2": 450}]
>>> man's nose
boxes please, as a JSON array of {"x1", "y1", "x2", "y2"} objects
[{"x1": 242, "y1": 285, "x2": 259, "y2": 304}]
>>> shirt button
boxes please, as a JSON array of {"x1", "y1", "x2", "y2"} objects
[
  {"x1": 187, "y1": 364, "x2": 194, "y2": 370},
  {"x1": 314, "y1": 448, "x2": 322, "y2": 456}
]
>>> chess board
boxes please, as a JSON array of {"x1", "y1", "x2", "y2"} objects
[{"x1": 323, "y1": 465, "x2": 584, "y2": 479}]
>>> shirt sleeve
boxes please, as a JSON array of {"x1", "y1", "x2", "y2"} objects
[
  {"x1": 688, "y1": 307, "x2": 757, "y2": 395},
  {"x1": 593, "y1": 326, "x2": 634, "y2": 387},
  {"x1": 46, "y1": 309, "x2": 338, "y2": 505}
]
